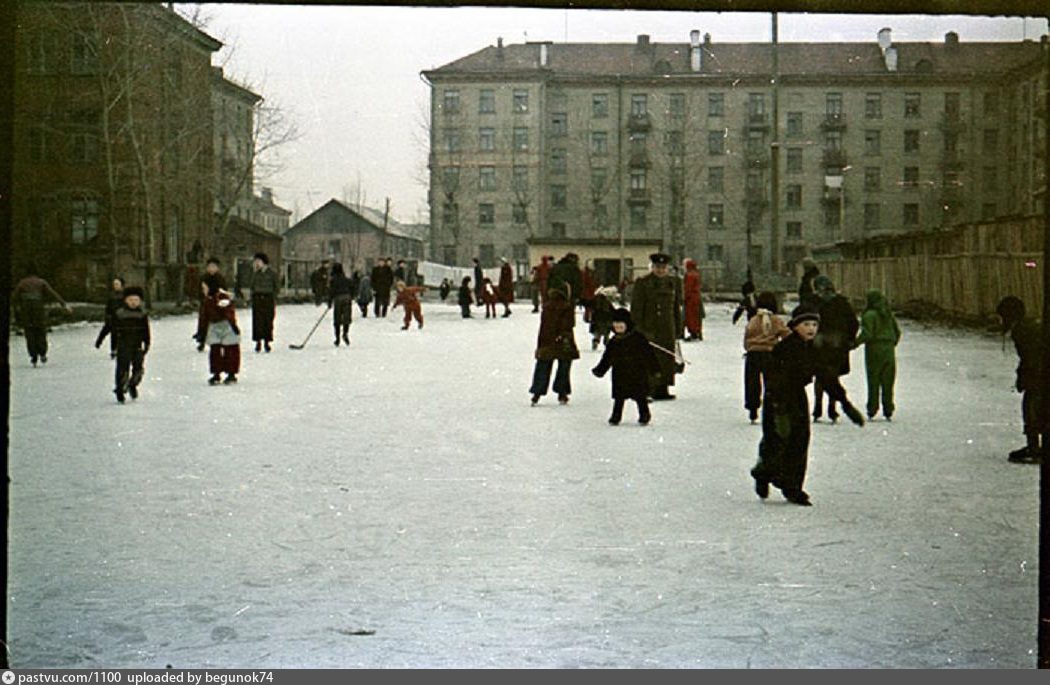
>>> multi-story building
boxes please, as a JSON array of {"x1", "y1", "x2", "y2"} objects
[
  {"x1": 423, "y1": 30, "x2": 1046, "y2": 285},
  {"x1": 249, "y1": 188, "x2": 293, "y2": 236},
  {"x1": 13, "y1": 2, "x2": 222, "y2": 300},
  {"x1": 212, "y1": 66, "x2": 262, "y2": 230}
]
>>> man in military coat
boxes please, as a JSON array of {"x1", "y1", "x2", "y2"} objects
[{"x1": 630, "y1": 253, "x2": 684, "y2": 400}]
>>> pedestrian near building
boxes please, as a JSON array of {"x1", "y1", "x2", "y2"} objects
[
  {"x1": 310, "y1": 260, "x2": 331, "y2": 307},
  {"x1": 743, "y1": 291, "x2": 791, "y2": 423},
  {"x1": 630, "y1": 253, "x2": 684, "y2": 401},
  {"x1": 996, "y1": 296, "x2": 1046, "y2": 464},
  {"x1": 750, "y1": 305, "x2": 864, "y2": 506},
  {"x1": 13, "y1": 265, "x2": 72, "y2": 367},
  {"x1": 371, "y1": 258, "x2": 394, "y2": 317},
  {"x1": 731, "y1": 280, "x2": 758, "y2": 325},
  {"x1": 853, "y1": 289, "x2": 902, "y2": 421},
  {"x1": 195, "y1": 258, "x2": 226, "y2": 351},
  {"x1": 328, "y1": 263, "x2": 355, "y2": 346},
  {"x1": 393, "y1": 280, "x2": 425, "y2": 330},
  {"x1": 99, "y1": 277, "x2": 125, "y2": 359},
  {"x1": 591, "y1": 308, "x2": 658, "y2": 425},
  {"x1": 355, "y1": 271, "x2": 372, "y2": 318},
  {"x1": 811, "y1": 275, "x2": 861, "y2": 423},
  {"x1": 529, "y1": 284, "x2": 578, "y2": 405},
  {"x1": 589, "y1": 286, "x2": 617, "y2": 350},
  {"x1": 457, "y1": 277, "x2": 473, "y2": 318},
  {"x1": 248, "y1": 252, "x2": 279, "y2": 352},
  {"x1": 201, "y1": 276, "x2": 241, "y2": 385},
  {"x1": 683, "y1": 259, "x2": 704, "y2": 341},
  {"x1": 498, "y1": 258, "x2": 514, "y2": 317},
  {"x1": 95, "y1": 285, "x2": 150, "y2": 403}
]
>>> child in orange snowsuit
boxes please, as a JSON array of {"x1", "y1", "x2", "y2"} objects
[{"x1": 393, "y1": 280, "x2": 425, "y2": 330}]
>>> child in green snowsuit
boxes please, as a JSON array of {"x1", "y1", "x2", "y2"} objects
[{"x1": 853, "y1": 289, "x2": 902, "y2": 420}]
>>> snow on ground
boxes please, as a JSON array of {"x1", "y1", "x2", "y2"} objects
[{"x1": 7, "y1": 298, "x2": 1040, "y2": 667}]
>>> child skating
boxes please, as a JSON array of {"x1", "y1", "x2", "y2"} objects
[
  {"x1": 852, "y1": 289, "x2": 902, "y2": 421},
  {"x1": 95, "y1": 285, "x2": 150, "y2": 403},
  {"x1": 393, "y1": 280, "x2": 425, "y2": 330},
  {"x1": 201, "y1": 277, "x2": 241, "y2": 385},
  {"x1": 591, "y1": 308, "x2": 658, "y2": 425}
]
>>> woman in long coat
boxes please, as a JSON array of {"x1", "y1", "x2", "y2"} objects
[
  {"x1": 529, "y1": 285, "x2": 578, "y2": 405},
  {"x1": 497, "y1": 258, "x2": 515, "y2": 317},
  {"x1": 682, "y1": 259, "x2": 704, "y2": 341}
]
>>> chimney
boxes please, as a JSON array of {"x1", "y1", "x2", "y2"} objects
[
  {"x1": 689, "y1": 30, "x2": 702, "y2": 72},
  {"x1": 261, "y1": 187, "x2": 273, "y2": 203},
  {"x1": 945, "y1": 31, "x2": 959, "y2": 47},
  {"x1": 636, "y1": 34, "x2": 650, "y2": 52},
  {"x1": 877, "y1": 27, "x2": 892, "y2": 51},
  {"x1": 539, "y1": 42, "x2": 549, "y2": 67},
  {"x1": 497, "y1": 36, "x2": 504, "y2": 59},
  {"x1": 884, "y1": 46, "x2": 898, "y2": 72}
]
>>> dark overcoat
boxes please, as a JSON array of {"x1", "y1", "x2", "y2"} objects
[
  {"x1": 813, "y1": 293, "x2": 858, "y2": 375},
  {"x1": 535, "y1": 294, "x2": 579, "y2": 361},
  {"x1": 630, "y1": 272, "x2": 683, "y2": 386},
  {"x1": 592, "y1": 329, "x2": 659, "y2": 400}
]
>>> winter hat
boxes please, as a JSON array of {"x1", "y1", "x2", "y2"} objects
[
  {"x1": 996, "y1": 295, "x2": 1025, "y2": 327},
  {"x1": 756, "y1": 291, "x2": 778, "y2": 313},
  {"x1": 788, "y1": 304, "x2": 821, "y2": 329},
  {"x1": 206, "y1": 257, "x2": 221, "y2": 266},
  {"x1": 254, "y1": 252, "x2": 269, "y2": 265},
  {"x1": 122, "y1": 285, "x2": 145, "y2": 299},
  {"x1": 649, "y1": 252, "x2": 671, "y2": 265},
  {"x1": 611, "y1": 308, "x2": 633, "y2": 325}
]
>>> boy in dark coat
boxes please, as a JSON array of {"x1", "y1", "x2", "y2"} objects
[
  {"x1": 247, "y1": 252, "x2": 279, "y2": 352},
  {"x1": 95, "y1": 286, "x2": 150, "y2": 403},
  {"x1": 592, "y1": 308, "x2": 658, "y2": 425},
  {"x1": 457, "y1": 276, "x2": 473, "y2": 318},
  {"x1": 328, "y1": 263, "x2": 354, "y2": 346},
  {"x1": 997, "y1": 296, "x2": 1046, "y2": 464},
  {"x1": 750, "y1": 305, "x2": 864, "y2": 506}
]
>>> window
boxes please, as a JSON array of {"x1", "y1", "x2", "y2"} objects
[
  {"x1": 591, "y1": 168, "x2": 608, "y2": 196},
  {"x1": 746, "y1": 130, "x2": 766, "y2": 155},
  {"x1": 825, "y1": 130, "x2": 842, "y2": 150},
  {"x1": 707, "y1": 244, "x2": 724, "y2": 261},
  {"x1": 864, "y1": 130, "x2": 881, "y2": 155},
  {"x1": 442, "y1": 202, "x2": 458, "y2": 227},
  {"x1": 983, "y1": 129, "x2": 999, "y2": 155},
  {"x1": 669, "y1": 93, "x2": 685, "y2": 118},
  {"x1": 479, "y1": 244, "x2": 495, "y2": 265},
  {"x1": 746, "y1": 170, "x2": 764, "y2": 193},
  {"x1": 479, "y1": 88, "x2": 495, "y2": 114},
  {"x1": 943, "y1": 132, "x2": 959, "y2": 154},
  {"x1": 707, "y1": 167, "x2": 724, "y2": 193},
  {"x1": 631, "y1": 94, "x2": 648, "y2": 116},
  {"x1": 665, "y1": 130, "x2": 684, "y2": 156},
  {"x1": 592, "y1": 93, "x2": 608, "y2": 118},
  {"x1": 442, "y1": 246, "x2": 457, "y2": 266},
  {"x1": 708, "y1": 130, "x2": 725, "y2": 155},
  {"x1": 904, "y1": 93, "x2": 921, "y2": 118},
  {"x1": 551, "y1": 185, "x2": 567, "y2": 209},
  {"x1": 629, "y1": 168, "x2": 647, "y2": 191},
  {"x1": 479, "y1": 127, "x2": 495, "y2": 151},
  {"x1": 71, "y1": 133, "x2": 98, "y2": 163},
  {"x1": 864, "y1": 167, "x2": 881, "y2": 191},
  {"x1": 904, "y1": 130, "x2": 920, "y2": 153},
  {"x1": 443, "y1": 89, "x2": 460, "y2": 114},
  {"x1": 982, "y1": 202, "x2": 997, "y2": 220},
  {"x1": 551, "y1": 222, "x2": 566, "y2": 238},
  {"x1": 786, "y1": 221, "x2": 803, "y2": 238},
  {"x1": 590, "y1": 131, "x2": 608, "y2": 156},
  {"x1": 29, "y1": 126, "x2": 46, "y2": 162},
  {"x1": 865, "y1": 93, "x2": 882, "y2": 119},
  {"x1": 513, "y1": 89, "x2": 529, "y2": 113},
  {"x1": 983, "y1": 166, "x2": 998, "y2": 192},
  {"x1": 513, "y1": 203, "x2": 527, "y2": 225},
  {"x1": 592, "y1": 203, "x2": 608, "y2": 231},
  {"x1": 864, "y1": 203, "x2": 880, "y2": 230},
  {"x1": 629, "y1": 206, "x2": 646, "y2": 230},
  {"x1": 708, "y1": 93, "x2": 724, "y2": 117},
  {"x1": 944, "y1": 92, "x2": 960, "y2": 117},
  {"x1": 708, "y1": 203, "x2": 724, "y2": 228},
  {"x1": 786, "y1": 112, "x2": 803, "y2": 137},
  {"x1": 479, "y1": 203, "x2": 495, "y2": 225},
  {"x1": 786, "y1": 148, "x2": 803, "y2": 173},
  {"x1": 444, "y1": 130, "x2": 461, "y2": 153},
  {"x1": 442, "y1": 166, "x2": 460, "y2": 189},
  {"x1": 512, "y1": 127, "x2": 528, "y2": 151},
  {"x1": 550, "y1": 149, "x2": 566, "y2": 175},
  {"x1": 748, "y1": 93, "x2": 766, "y2": 116},
  {"x1": 550, "y1": 112, "x2": 567, "y2": 136},
  {"x1": 512, "y1": 165, "x2": 528, "y2": 190},
  {"x1": 71, "y1": 33, "x2": 98, "y2": 74},
  {"x1": 825, "y1": 92, "x2": 843, "y2": 115},
  {"x1": 71, "y1": 199, "x2": 98, "y2": 244},
  {"x1": 902, "y1": 166, "x2": 919, "y2": 188},
  {"x1": 903, "y1": 203, "x2": 920, "y2": 226},
  {"x1": 983, "y1": 92, "x2": 998, "y2": 117},
  {"x1": 786, "y1": 184, "x2": 802, "y2": 209},
  {"x1": 479, "y1": 165, "x2": 497, "y2": 190}
]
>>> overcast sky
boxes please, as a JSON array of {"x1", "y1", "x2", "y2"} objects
[{"x1": 181, "y1": 4, "x2": 1048, "y2": 226}]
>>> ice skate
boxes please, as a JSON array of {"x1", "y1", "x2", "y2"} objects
[
  {"x1": 842, "y1": 403, "x2": 865, "y2": 426},
  {"x1": 223, "y1": 374, "x2": 237, "y2": 384},
  {"x1": 785, "y1": 490, "x2": 812, "y2": 506},
  {"x1": 1007, "y1": 447, "x2": 1041, "y2": 464},
  {"x1": 114, "y1": 388, "x2": 125, "y2": 403},
  {"x1": 530, "y1": 394, "x2": 540, "y2": 406},
  {"x1": 343, "y1": 332, "x2": 350, "y2": 345},
  {"x1": 558, "y1": 394, "x2": 569, "y2": 405},
  {"x1": 128, "y1": 385, "x2": 138, "y2": 400},
  {"x1": 749, "y1": 408, "x2": 759, "y2": 424},
  {"x1": 208, "y1": 374, "x2": 222, "y2": 385},
  {"x1": 254, "y1": 341, "x2": 262, "y2": 352},
  {"x1": 264, "y1": 341, "x2": 272, "y2": 352}
]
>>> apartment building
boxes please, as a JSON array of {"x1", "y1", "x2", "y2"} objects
[{"x1": 423, "y1": 30, "x2": 1046, "y2": 284}]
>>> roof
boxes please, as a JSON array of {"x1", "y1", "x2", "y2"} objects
[
  {"x1": 426, "y1": 38, "x2": 1044, "y2": 80},
  {"x1": 287, "y1": 199, "x2": 424, "y2": 243},
  {"x1": 226, "y1": 215, "x2": 284, "y2": 242},
  {"x1": 212, "y1": 67, "x2": 263, "y2": 104},
  {"x1": 250, "y1": 193, "x2": 292, "y2": 216}
]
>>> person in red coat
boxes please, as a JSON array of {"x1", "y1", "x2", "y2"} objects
[
  {"x1": 392, "y1": 280, "x2": 425, "y2": 330},
  {"x1": 581, "y1": 260, "x2": 597, "y2": 323},
  {"x1": 497, "y1": 258, "x2": 515, "y2": 318},
  {"x1": 532, "y1": 255, "x2": 553, "y2": 313},
  {"x1": 201, "y1": 276, "x2": 241, "y2": 385},
  {"x1": 529, "y1": 284, "x2": 578, "y2": 405},
  {"x1": 480, "y1": 277, "x2": 499, "y2": 319},
  {"x1": 683, "y1": 259, "x2": 704, "y2": 341}
]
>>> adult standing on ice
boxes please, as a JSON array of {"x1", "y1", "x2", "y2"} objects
[
  {"x1": 328, "y1": 263, "x2": 354, "y2": 346},
  {"x1": 810, "y1": 275, "x2": 860, "y2": 423},
  {"x1": 371, "y1": 258, "x2": 394, "y2": 318},
  {"x1": 355, "y1": 271, "x2": 372, "y2": 318},
  {"x1": 99, "y1": 276, "x2": 125, "y2": 359},
  {"x1": 13, "y1": 264, "x2": 72, "y2": 367},
  {"x1": 996, "y1": 295, "x2": 1046, "y2": 464},
  {"x1": 682, "y1": 258, "x2": 704, "y2": 341},
  {"x1": 472, "y1": 257, "x2": 484, "y2": 309},
  {"x1": 547, "y1": 252, "x2": 582, "y2": 307},
  {"x1": 247, "y1": 252, "x2": 279, "y2": 352},
  {"x1": 630, "y1": 253, "x2": 683, "y2": 401},
  {"x1": 497, "y1": 257, "x2": 514, "y2": 317},
  {"x1": 529, "y1": 284, "x2": 578, "y2": 405}
]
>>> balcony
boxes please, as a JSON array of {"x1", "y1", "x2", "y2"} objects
[
  {"x1": 627, "y1": 112, "x2": 652, "y2": 132},
  {"x1": 820, "y1": 113, "x2": 847, "y2": 130},
  {"x1": 627, "y1": 188, "x2": 651, "y2": 205},
  {"x1": 745, "y1": 111, "x2": 770, "y2": 129},
  {"x1": 628, "y1": 149, "x2": 651, "y2": 168},
  {"x1": 822, "y1": 148, "x2": 848, "y2": 168}
]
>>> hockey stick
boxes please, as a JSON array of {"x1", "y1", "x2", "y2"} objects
[{"x1": 288, "y1": 305, "x2": 331, "y2": 350}]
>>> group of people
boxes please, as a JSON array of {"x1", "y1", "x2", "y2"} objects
[{"x1": 448, "y1": 257, "x2": 516, "y2": 319}]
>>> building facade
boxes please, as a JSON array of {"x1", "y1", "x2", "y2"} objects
[
  {"x1": 13, "y1": 2, "x2": 222, "y2": 301},
  {"x1": 423, "y1": 31, "x2": 1047, "y2": 284}
]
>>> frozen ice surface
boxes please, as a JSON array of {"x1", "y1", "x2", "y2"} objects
[{"x1": 7, "y1": 301, "x2": 1038, "y2": 667}]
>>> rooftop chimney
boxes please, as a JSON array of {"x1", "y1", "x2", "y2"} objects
[
  {"x1": 539, "y1": 42, "x2": 549, "y2": 67},
  {"x1": 690, "y1": 30, "x2": 700, "y2": 47},
  {"x1": 884, "y1": 46, "x2": 898, "y2": 72},
  {"x1": 704, "y1": 32, "x2": 712, "y2": 46},
  {"x1": 689, "y1": 30, "x2": 702, "y2": 72},
  {"x1": 877, "y1": 27, "x2": 892, "y2": 51},
  {"x1": 945, "y1": 31, "x2": 959, "y2": 46},
  {"x1": 497, "y1": 36, "x2": 504, "y2": 59},
  {"x1": 261, "y1": 187, "x2": 273, "y2": 203},
  {"x1": 636, "y1": 34, "x2": 650, "y2": 51}
]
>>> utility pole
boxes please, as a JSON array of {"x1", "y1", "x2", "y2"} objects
[{"x1": 770, "y1": 12, "x2": 781, "y2": 276}]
